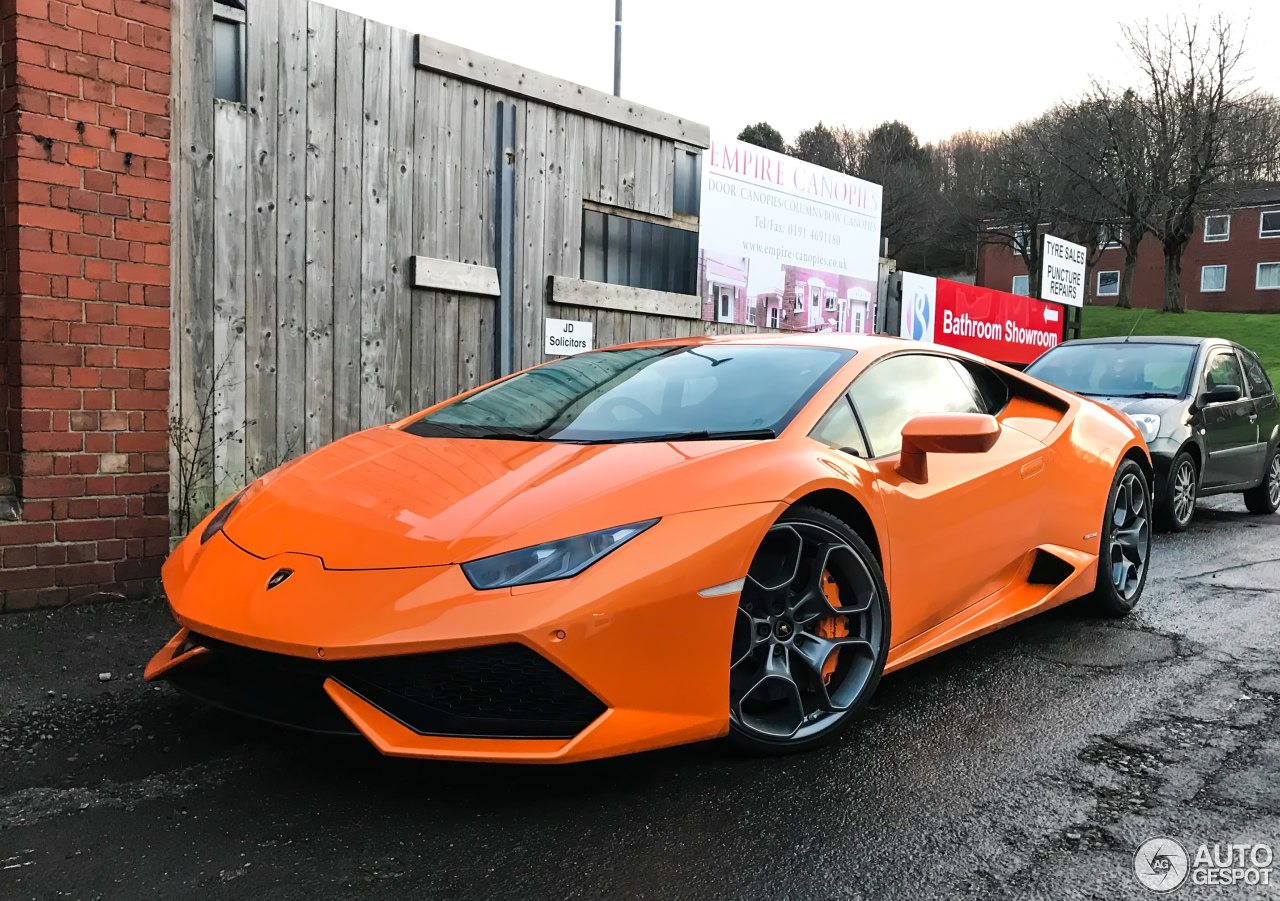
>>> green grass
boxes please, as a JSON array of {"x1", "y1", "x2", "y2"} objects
[{"x1": 1080, "y1": 306, "x2": 1280, "y2": 389}]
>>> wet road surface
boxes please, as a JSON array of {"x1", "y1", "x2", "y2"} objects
[{"x1": 2, "y1": 495, "x2": 1279, "y2": 900}]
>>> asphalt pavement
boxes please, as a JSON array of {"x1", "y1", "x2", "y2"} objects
[{"x1": 3, "y1": 495, "x2": 1279, "y2": 900}]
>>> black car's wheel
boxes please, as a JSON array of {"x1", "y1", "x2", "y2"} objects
[
  {"x1": 727, "y1": 506, "x2": 889, "y2": 755},
  {"x1": 1243, "y1": 447, "x2": 1280, "y2": 515},
  {"x1": 1156, "y1": 450, "x2": 1197, "y2": 532},
  {"x1": 1092, "y1": 459, "x2": 1152, "y2": 618}
]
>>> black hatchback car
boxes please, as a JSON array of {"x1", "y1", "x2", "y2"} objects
[{"x1": 1025, "y1": 336, "x2": 1280, "y2": 531}]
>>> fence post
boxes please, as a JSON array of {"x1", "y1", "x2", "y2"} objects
[{"x1": 494, "y1": 101, "x2": 518, "y2": 377}]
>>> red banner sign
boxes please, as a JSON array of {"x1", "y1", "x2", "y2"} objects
[{"x1": 900, "y1": 275, "x2": 1064, "y2": 365}]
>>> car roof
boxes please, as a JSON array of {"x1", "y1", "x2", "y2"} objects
[{"x1": 1057, "y1": 335, "x2": 1213, "y2": 347}]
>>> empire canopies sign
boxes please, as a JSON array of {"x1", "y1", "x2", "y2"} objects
[
  {"x1": 899, "y1": 273, "x2": 1064, "y2": 365},
  {"x1": 1039, "y1": 234, "x2": 1087, "y2": 307},
  {"x1": 697, "y1": 138, "x2": 883, "y2": 334}
]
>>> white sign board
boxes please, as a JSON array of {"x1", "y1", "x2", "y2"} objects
[
  {"x1": 1040, "y1": 234, "x2": 1086, "y2": 308},
  {"x1": 544, "y1": 318, "x2": 593, "y2": 356},
  {"x1": 698, "y1": 138, "x2": 883, "y2": 333},
  {"x1": 898, "y1": 272, "x2": 937, "y2": 343}
]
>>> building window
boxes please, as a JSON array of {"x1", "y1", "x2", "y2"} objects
[
  {"x1": 1204, "y1": 215, "x2": 1230, "y2": 242},
  {"x1": 673, "y1": 149, "x2": 701, "y2": 217},
  {"x1": 824, "y1": 289, "x2": 837, "y2": 312},
  {"x1": 793, "y1": 286, "x2": 804, "y2": 313},
  {"x1": 1261, "y1": 211, "x2": 1280, "y2": 239},
  {"x1": 581, "y1": 209, "x2": 697, "y2": 295},
  {"x1": 810, "y1": 286, "x2": 821, "y2": 309},
  {"x1": 1200, "y1": 265, "x2": 1227, "y2": 293},
  {"x1": 213, "y1": 2, "x2": 246, "y2": 103},
  {"x1": 1011, "y1": 230, "x2": 1030, "y2": 256},
  {"x1": 1097, "y1": 270, "x2": 1120, "y2": 296},
  {"x1": 768, "y1": 307, "x2": 779, "y2": 328},
  {"x1": 1258, "y1": 263, "x2": 1280, "y2": 290},
  {"x1": 1099, "y1": 225, "x2": 1123, "y2": 249},
  {"x1": 1012, "y1": 275, "x2": 1029, "y2": 296}
]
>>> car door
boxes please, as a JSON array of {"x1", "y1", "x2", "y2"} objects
[
  {"x1": 847, "y1": 353, "x2": 1046, "y2": 647},
  {"x1": 1239, "y1": 347, "x2": 1280, "y2": 475},
  {"x1": 1200, "y1": 348, "x2": 1258, "y2": 488}
]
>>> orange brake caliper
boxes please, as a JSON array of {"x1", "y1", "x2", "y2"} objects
[{"x1": 816, "y1": 571, "x2": 848, "y2": 685}]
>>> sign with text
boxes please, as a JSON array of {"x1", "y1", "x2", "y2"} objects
[
  {"x1": 898, "y1": 275, "x2": 1064, "y2": 365},
  {"x1": 544, "y1": 318, "x2": 593, "y2": 356},
  {"x1": 1039, "y1": 234, "x2": 1086, "y2": 307},
  {"x1": 698, "y1": 138, "x2": 883, "y2": 333}
]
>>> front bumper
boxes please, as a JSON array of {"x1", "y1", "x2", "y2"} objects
[{"x1": 147, "y1": 503, "x2": 778, "y2": 763}]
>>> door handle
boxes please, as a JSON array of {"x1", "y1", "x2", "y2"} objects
[{"x1": 1250, "y1": 413, "x2": 1258, "y2": 422}]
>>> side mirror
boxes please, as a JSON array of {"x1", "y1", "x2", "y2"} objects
[
  {"x1": 1200, "y1": 384, "x2": 1243, "y2": 406},
  {"x1": 896, "y1": 413, "x2": 1001, "y2": 484}
]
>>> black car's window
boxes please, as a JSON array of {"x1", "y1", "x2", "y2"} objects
[
  {"x1": 1204, "y1": 351, "x2": 1246, "y2": 395},
  {"x1": 810, "y1": 396, "x2": 869, "y2": 458},
  {"x1": 849, "y1": 354, "x2": 983, "y2": 457},
  {"x1": 1024, "y1": 342, "x2": 1196, "y2": 398},
  {"x1": 406, "y1": 344, "x2": 853, "y2": 443},
  {"x1": 1240, "y1": 350, "x2": 1274, "y2": 398}
]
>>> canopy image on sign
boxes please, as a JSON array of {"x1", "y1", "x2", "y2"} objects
[
  {"x1": 1040, "y1": 234, "x2": 1087, "y2": 308},
  {"x1": 897, "y1": 274, "x2": 1064, "y2": 366}
]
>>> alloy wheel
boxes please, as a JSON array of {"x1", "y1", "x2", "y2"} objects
[
  {"x1": 1269, "y1": 454, "x2": 1280, "y2": 509},
  {"x1": 1110, "y1": 471, "x2": 1151, "y2": 600},
  {"x1": 729, "y1": 522, "x2": 884, "y2": 743},
  {"x1": 1172, "y1": 459, "x2": 1196, "y2": 526}
]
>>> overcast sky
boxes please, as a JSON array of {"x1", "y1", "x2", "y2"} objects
[{"x1": 325, "y1": 0, "x2": 1280, "y2": 145}]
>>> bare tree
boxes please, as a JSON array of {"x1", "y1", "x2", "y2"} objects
[
  {"x1": 1121, "y1": 16, "x2": 1270, "y2": 312},
  {"x1": 1048, "y1": 93, "x2": 1155, "y2": 308}
]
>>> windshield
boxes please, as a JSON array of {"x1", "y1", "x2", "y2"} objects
[
  {"x1": 405, "y1": 344, "x2": 853, "y2": 443},
  {"x1": 1025, "y1": 342, "x2": 1197, "y2": 398}
]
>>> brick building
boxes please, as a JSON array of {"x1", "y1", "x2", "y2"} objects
[
  {"x1": 1, "y1": 0, "x2": 172, "y2": 610},
  {"x1": 977, "y1": 185, "x2": 1280, "y2": 313}
]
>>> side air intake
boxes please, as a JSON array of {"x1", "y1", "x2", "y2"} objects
[{"x1": 1027, "y1": 549, "x2": 1076, "y2": 586}]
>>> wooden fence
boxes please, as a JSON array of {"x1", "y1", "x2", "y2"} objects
[{"x1": 170, "y1": 0, "x2": 784, "y2": 528}]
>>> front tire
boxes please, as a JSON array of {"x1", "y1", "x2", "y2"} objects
[
  {"x1": 1243, "y1": 447, "x2": 1280, "y2": 515},
  {"x1": 727, "y1": 505, "x2": 890, "y2": 755},
  {"x1": 1092, "y1": 459, "x2": 1152, "y2": 618},
  {"x1": 1156, "y1": 451, "x2": 1197, "y2": 532}
]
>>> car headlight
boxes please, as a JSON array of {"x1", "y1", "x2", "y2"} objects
[
  {"x1": 1129, "y1": 414, "x2": 1161, "y2": 443},
  {"x1": 461, "y1": 519, "x2": 659, "y2": 590},
  {"x1": 200, "y1": 487, "x2": 249, "y2": 544}
]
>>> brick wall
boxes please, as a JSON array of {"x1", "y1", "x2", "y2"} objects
[
  {"x1": 0, "y1": 0, "x2": 171, "y2": 611},
  {"x1": 977, "y1": 206, "x2": 1280, "y2": 313}
]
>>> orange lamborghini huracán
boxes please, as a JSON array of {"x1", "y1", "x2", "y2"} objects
[{"x1": 147, "y1": 335, "x2": 1151, "y2": 762}]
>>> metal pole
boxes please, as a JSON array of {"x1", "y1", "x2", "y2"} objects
[
  {"x1": 494, "y1": 101, "x2": 517, "y2": 378},
  {"x1": 613, "y1": 0, "x2": 622, "y2": 96}
]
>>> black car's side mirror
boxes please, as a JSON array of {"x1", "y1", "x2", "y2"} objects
[{"x1": 1200, "y1": 384, "x2": 1243, "y2": 405}]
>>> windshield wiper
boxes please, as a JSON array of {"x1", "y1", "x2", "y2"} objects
[
  {"x1": 1079, "y1": 391, "x2": 1179, "y2": 399},
  {"x1": 568, "y1": 428, "x2": 777, "y2": 445}
]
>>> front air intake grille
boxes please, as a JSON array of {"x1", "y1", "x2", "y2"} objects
[
  {"x1": 334, "y1": 644, "x2": 607, "y2": 740},
  {"x1": 167, "y1": 635, "x2": 604, "y2": 740}
]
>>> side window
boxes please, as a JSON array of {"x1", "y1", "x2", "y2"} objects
[
  {"x1": 1204, "y1": 352, "x2": 1246, "y2": 393},
  {"x1": 849, "y1": 355, "x2": 983, "y2": 457},
  {"x1": 810, "y1": 396, "x2": 868, "y2": 458},
  {"x1": 1240, "y1": 350, "x2": 1274, "y2": 398},
  {"x1": 953, "y1": 360, "x2": 1010, "y2": 414}
]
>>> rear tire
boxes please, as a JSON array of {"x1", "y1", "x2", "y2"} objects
[
  {"x1": 1156, "y1": 451, "x2": 1197, "y2": 532},
  {"x1": 726, "y1": 505, "x2": 890, "y2": 756},
  {"x1": 1092, "y1": 459, "x2": 1152, "y2": 618},
  {"x1": 1243, "y1": 447, "x2": 1280, "y2": 515}
]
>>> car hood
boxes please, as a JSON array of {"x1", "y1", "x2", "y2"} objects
[
  {"x1": 1086, "y1": 395, "x2": 1183, "y2": 417},
  {"x1": 221, "y1": 426, "x2": 780, "y2": 569}
]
